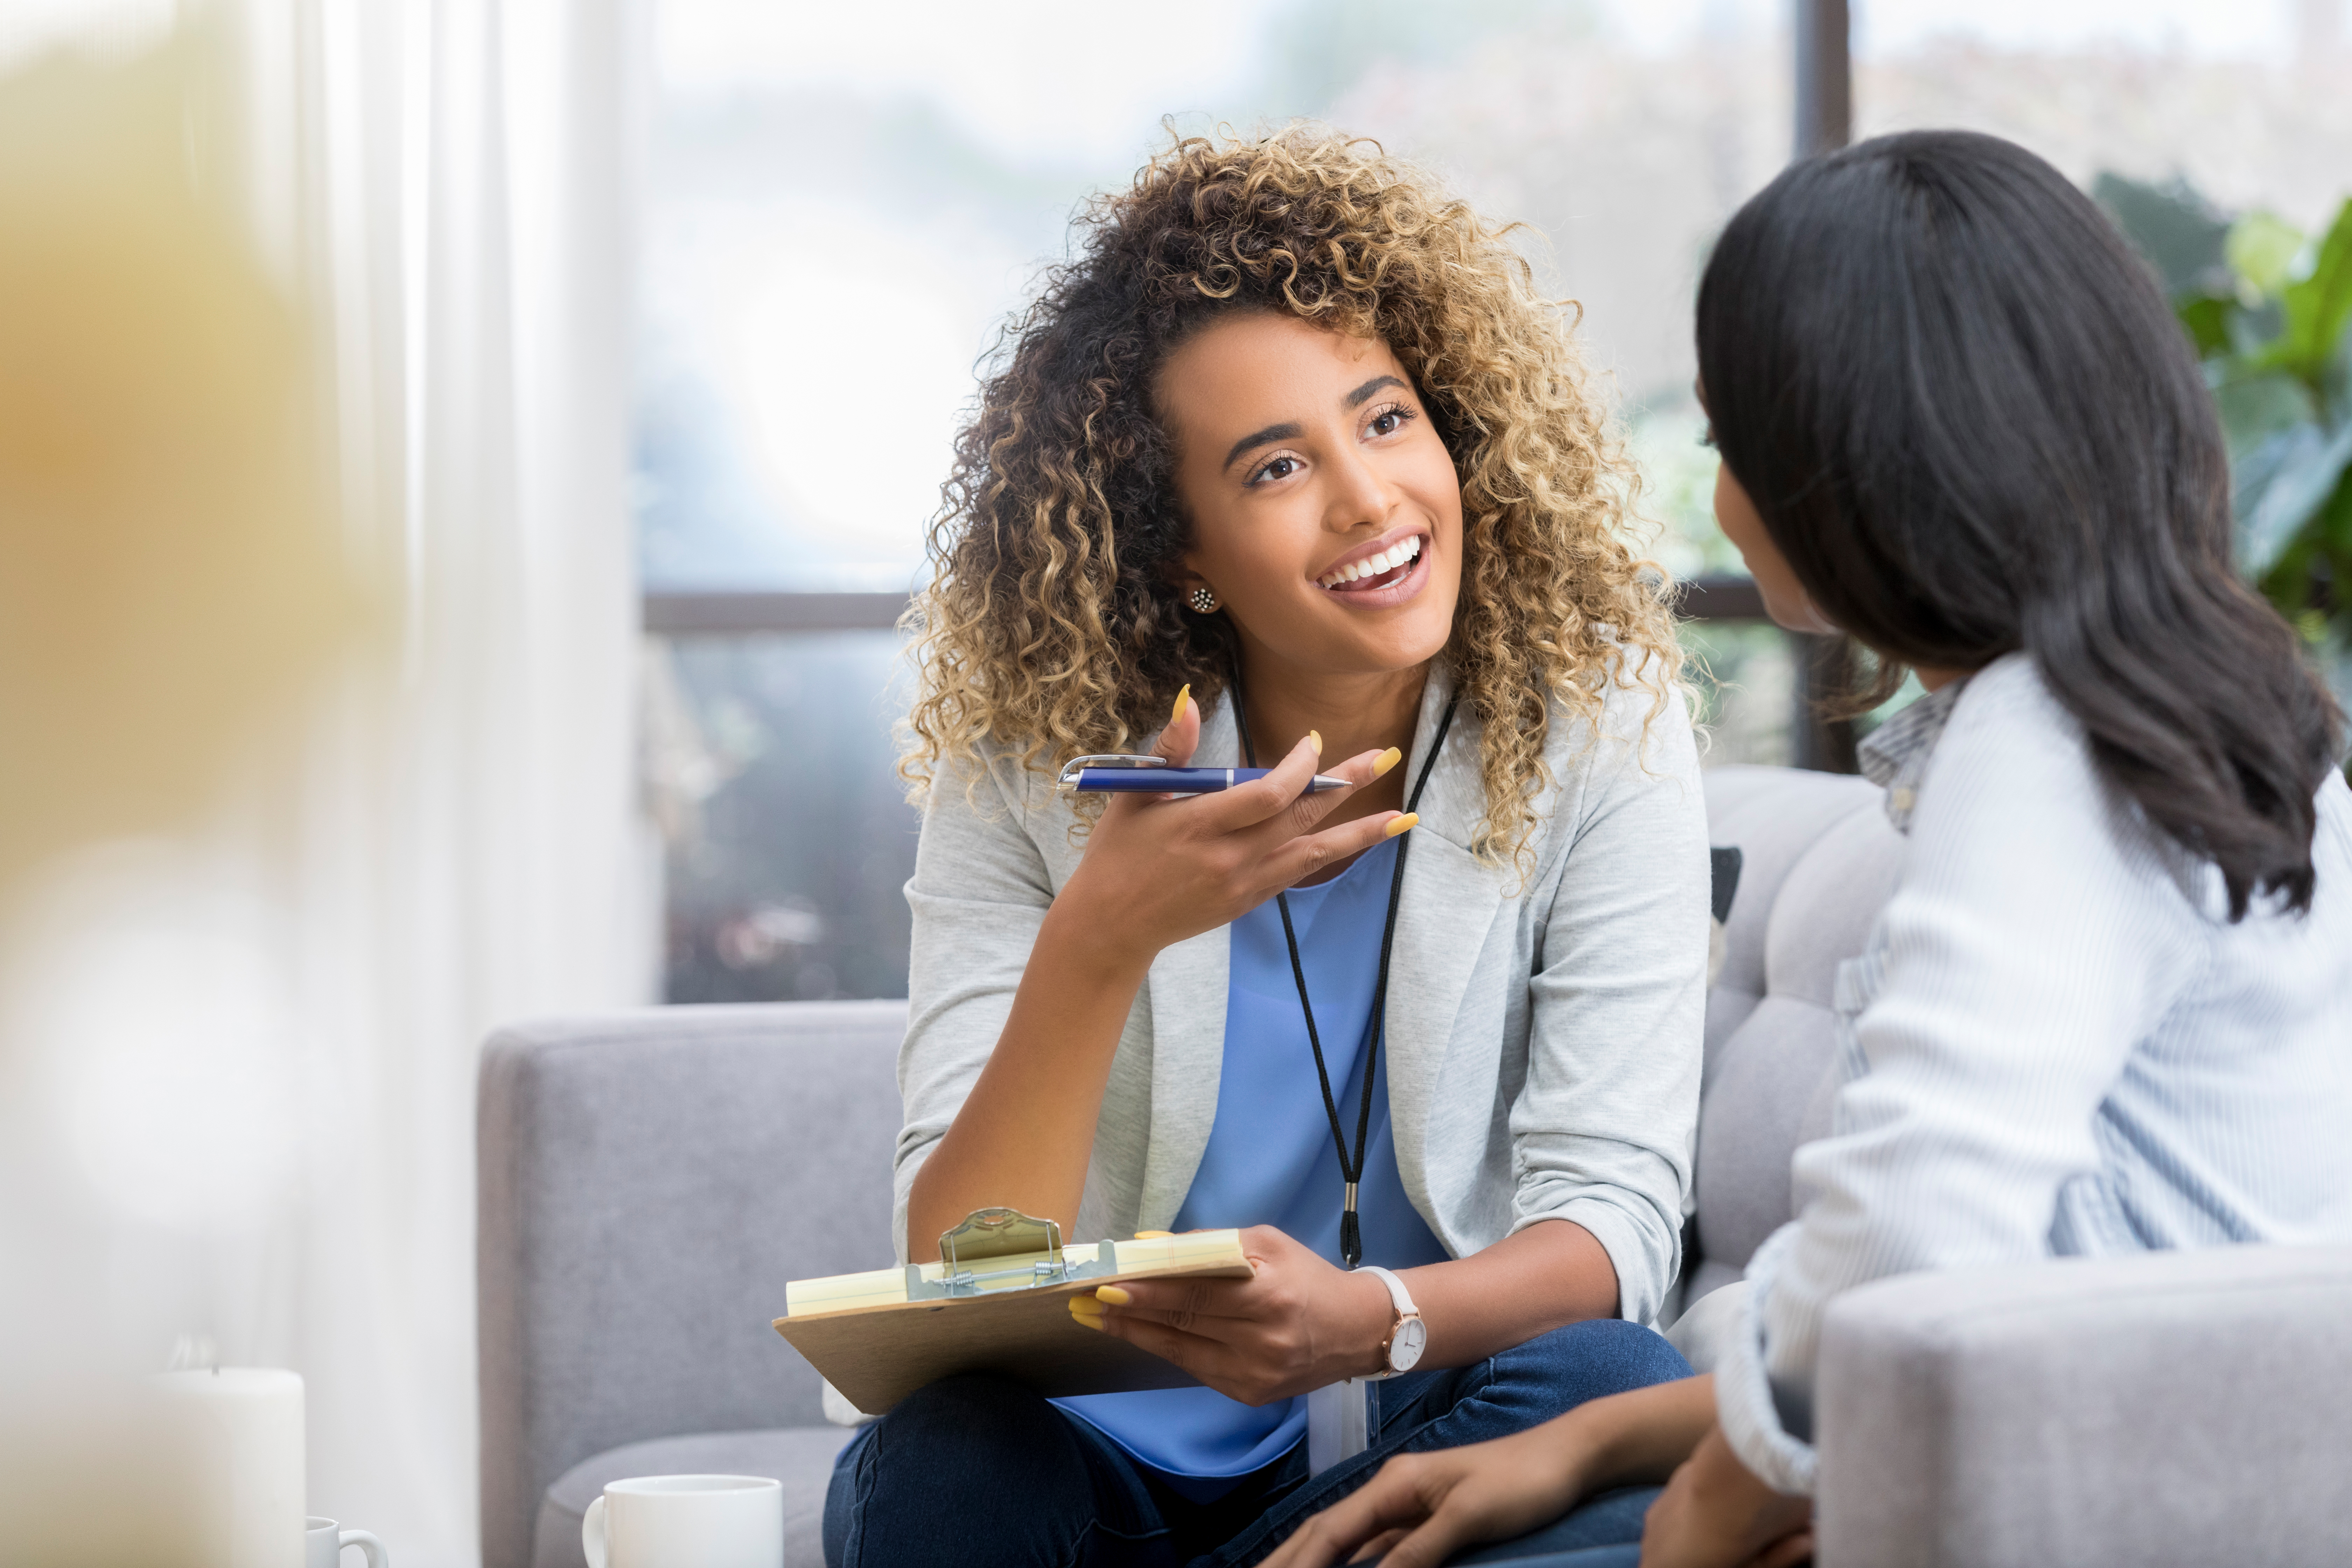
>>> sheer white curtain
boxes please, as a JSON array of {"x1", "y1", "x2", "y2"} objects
[
  {"x1": 276, "y1": 0, "x2": 648, "y2": 1560},
  {"x1": 0, "y1": 4, "x2": 644, "y2": 1563}
]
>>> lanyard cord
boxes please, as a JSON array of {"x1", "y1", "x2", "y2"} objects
[{"x1": 1229, "y1": 676, "x2": 1460, "y2": 1268}]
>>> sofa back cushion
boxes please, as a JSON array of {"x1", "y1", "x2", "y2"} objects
[{"x1": 1693, "y1": 767, "x2": 1902, "y2": 1302}]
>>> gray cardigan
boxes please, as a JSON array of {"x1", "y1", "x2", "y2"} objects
[{"x1": 895, "y1": 659, "x2": 1710, "y2": 1324}]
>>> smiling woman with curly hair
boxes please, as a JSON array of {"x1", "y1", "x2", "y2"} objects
[
  {"x1": 903, "y1": 132, "x2": 1683, "y2": 858},
  {"x1": 829, "y1": 129, "x2": 1710, "y2": 1567}
]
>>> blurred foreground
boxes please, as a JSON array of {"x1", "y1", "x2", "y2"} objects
[
  {"x1": 0, "y1": 29, "x2": 363, "y2": 1565},
  {"x1": 0, "y1": 7, "x2": 647, "y2": 1562}
]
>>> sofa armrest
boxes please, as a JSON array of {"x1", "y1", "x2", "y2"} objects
[{"x1": 1814, "y1": 1245, "x2": 2352, "y2": 1568}]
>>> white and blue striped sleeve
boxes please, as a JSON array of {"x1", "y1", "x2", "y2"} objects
[{"x1": 1715, "y1": 660, "x2": 2203, "y2": 1493}]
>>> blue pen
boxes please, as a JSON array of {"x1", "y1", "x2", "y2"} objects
[{"x1": 1055, "y1": 754, "x2": 1351, "y2": 795}]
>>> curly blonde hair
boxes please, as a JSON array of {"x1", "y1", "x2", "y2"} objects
[{"x1": 901, "y1": 126, "x2": 1682, "y2": 860}]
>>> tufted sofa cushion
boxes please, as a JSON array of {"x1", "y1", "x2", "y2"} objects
[{"x1": 1689, "y1": 767, "x2": 1902, "y2": 1305}]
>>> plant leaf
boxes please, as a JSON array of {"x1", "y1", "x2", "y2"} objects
[
  {"x1": 2260, "y1": 198, "x2": 2352, "y2": 389},
  {"x1": 2227, "y1": 210, "x2": 2304, "y2": 298},
  {"x1": 2235, "y1": 420, "x2": 2352, "y2": 576},
  {"x1": 2212, "y1": 369, "x2": 2314, "y2": 455},
  {"x1": 2094, "y1": 172, "x2": 2233, "y2": 301},
  {"x1": 2178, "y1": 293, "x2": 2234, "y2": 358},
  {"x1": 2324, "y1": 460, "x2": 2352, "y2": 554}
]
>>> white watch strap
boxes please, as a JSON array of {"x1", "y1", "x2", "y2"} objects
[
  {"x1": 1355, "y1": 1264, "x2": 1418, "y2": 1321},
  {"x1": 1357, "y1": 1264, "x2": 1422, "y2": 1378}
]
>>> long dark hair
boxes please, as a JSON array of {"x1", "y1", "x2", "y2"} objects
[{"x1": 1697, "y1": 129, "x2": 2342, "y2": 918}]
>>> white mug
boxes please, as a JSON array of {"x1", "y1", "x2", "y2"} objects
[
  {"x1": 305, "y1": 1517, "x2": 388, "y2": 1568},
  {"x1": 582, "y1": 1475, "x2": 783, "y2": 1568}
]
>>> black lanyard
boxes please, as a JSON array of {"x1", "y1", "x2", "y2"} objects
[{"x1": 1229, "y1": 677, "x2": 1460, "y2": 1268}]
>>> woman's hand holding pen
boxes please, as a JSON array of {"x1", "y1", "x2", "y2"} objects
[
  {"x1": 1050, "y1": 684, "x2": 1411, "y2": 975},
  {"x1": 907, "y1": 686, "x2": 1414, "y2": 1253}
]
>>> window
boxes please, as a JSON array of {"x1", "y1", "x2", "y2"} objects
[
  {"x1": 638, "y1": 0, "x2": 2350, "y2": 1000},
  {"x1": 642, "y1": 0, "x2": 1805, "y2": 1001}
]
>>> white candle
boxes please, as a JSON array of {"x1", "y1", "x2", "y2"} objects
[{"x1": 152, "y1": 1367, "x2": 306, "y2": 1568}]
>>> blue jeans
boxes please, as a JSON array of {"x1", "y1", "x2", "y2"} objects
[{"x1": 822, "y1": 1317, "x2": 1691, "y2": 1567}]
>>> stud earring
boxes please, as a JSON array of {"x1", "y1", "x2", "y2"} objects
[{"x1": 1188, "y1": 587, "x2": 1219, "y2": 613}]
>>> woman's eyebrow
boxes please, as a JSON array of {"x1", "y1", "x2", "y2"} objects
[
  {"x1": 1223, "y1": 421, "x2": 1302, "y2": 472},
  {"x1": 1218, "y1": 376, "x2": 1409, "y2": 471}
]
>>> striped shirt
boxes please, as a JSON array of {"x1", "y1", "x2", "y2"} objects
[{"x1": 1717, "y1": 653, "x2": 2352, "y2": 1494}]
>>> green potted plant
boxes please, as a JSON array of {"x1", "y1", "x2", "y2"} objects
[{"x1": 2098, "y1": 175, "x2": 2352, "y2": 735}]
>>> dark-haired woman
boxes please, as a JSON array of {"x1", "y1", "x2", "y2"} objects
[
  {"x1": 821, "y1": 130, "x2": 1712, "y2": 1566},
  {"x1": 1268, "y1": 128, "x2": 2352, "y2": 1568}
]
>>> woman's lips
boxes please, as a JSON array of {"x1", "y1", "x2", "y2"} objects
[
  {"x1": 1317, "y1": 532, "x2": 1424, "y2": 589},
  {"x1": 1316, "y1": 537, "x2": 1431, "y2": 608}
]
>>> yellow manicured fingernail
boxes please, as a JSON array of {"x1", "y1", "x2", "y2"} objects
[
  {"x1": 1073, "y1": 1311, "x2": 1105, "y2": 1331},
  {"x1": 1095, "y1": 1286, "x2": 1132, "y2": 1306},
  {"x1": 1372, "y1": 746, "x2": 1401, "y2": 778},
  {"x1": 1308, "y1": 729, "x2": 1322, "y2": 754},
  {"x1": 1068, "y1": 1297, "x2": 1104, "y2": 1317},
  {"x1": 1133, "y1": 1230, "x2": 1176, "y2": 1240},
  {"x1": 1171, "y1": 684, "x2": 1190, "y2": 725},
  {"x1": 1384, "y1": 812, "x2": 1419, "y2": 839}
]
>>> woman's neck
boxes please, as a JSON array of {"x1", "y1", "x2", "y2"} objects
[{"x1": 1231, "y1": 650, "x2": 1431, "y2": 772}]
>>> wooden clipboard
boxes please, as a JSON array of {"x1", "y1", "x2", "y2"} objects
[{"x1": 772, "y1": 1209, "x2": 1254, "y2": 1415}]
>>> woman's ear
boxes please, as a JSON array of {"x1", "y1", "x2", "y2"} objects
[{"x1": 1166, "y1": 559, "x2": 1218, "y2": 613}]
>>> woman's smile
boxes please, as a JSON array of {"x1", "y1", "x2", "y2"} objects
[{"x1": 1314, "y1": 528, "x2": 1429, "y2": 605}]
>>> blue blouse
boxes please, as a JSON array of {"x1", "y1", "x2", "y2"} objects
[{"x1": 1055, "y1": 835, "x2": 1451, "y2": 1499}]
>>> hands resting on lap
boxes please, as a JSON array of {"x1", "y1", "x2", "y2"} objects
[
  {"x1": 1069, "y1": 1218, "x2": 1812, "y2": 1568},
  {"x1": 1258, "y1": 1376, "x2": 1813, "y2": 1568}
]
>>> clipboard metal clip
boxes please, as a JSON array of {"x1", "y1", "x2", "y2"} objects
[
  {"x1": 1054, "y1": 754, "x2": 1166, "y2": 793},
  {"x1": 906, "y1": 1206, "x2": 1117, "y2": 1301}
]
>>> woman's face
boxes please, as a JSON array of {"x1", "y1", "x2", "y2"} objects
[
  {"x1": 1710, "y1": 449, "x2": 1841, "y2": 637},
  {"x1": 1160, "y1": 313, "x2": 1463, "y2": 682}
]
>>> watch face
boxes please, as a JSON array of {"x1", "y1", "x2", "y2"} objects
[{"x1": 1390, "y1": 1316, "x2": 1427, "y2": 1372}]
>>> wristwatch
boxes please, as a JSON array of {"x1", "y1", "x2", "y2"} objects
[{"x1": 1356, "y1": 1265, "x2": 1426, "y2": 1377}]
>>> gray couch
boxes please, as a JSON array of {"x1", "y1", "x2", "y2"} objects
[{"x1": 477, "y1": 765, "x2": 2352, "y2": 1568}]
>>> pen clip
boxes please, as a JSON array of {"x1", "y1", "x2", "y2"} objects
[{"x1": 1055, "y1": 754, "x2": 1168, "y2": 790}]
